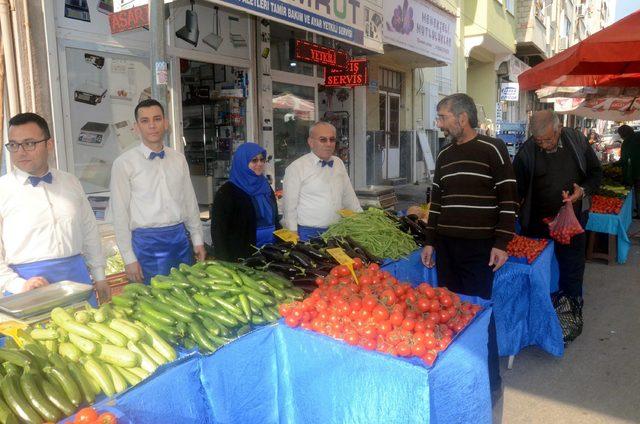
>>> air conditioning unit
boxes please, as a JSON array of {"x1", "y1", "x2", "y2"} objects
[{"x1": 559, "y1": 37, "x2": 569, "y2": 50}]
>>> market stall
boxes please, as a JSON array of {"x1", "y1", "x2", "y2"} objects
[
  {"x1": 585, "y1": 190, "x2": 634, "y2": 264},
  {"x1": 66, "y1": 311, "x2": 492, "y2": 424},
  {"x1": 380, "y1": 243, "x2": 564, "y2": 357}
]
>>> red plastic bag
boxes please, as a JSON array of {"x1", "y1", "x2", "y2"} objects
[{"x1": 547, "y1": 201, "x2": 584, "y2": 245}]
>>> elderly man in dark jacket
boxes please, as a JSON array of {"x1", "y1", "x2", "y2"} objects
[{"x1": 513, "y1": 110, "x2": 602, "y2": 343}]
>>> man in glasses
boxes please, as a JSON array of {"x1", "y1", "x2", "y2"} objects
[
  {"x1": 282, "y1": 121, "x2": 361, "y2": 241},
  {"x1": 109, "y1": 99, "x2": 204, "y2": 285},
  {"x1": 0, "y1": 113, "x2": 107, "y2": 303},
  {"x1": 513, "y1": 110, "x2": 602, "y2": 343}
]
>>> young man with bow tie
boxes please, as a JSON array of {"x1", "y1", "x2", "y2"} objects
[
  {"x1": 282, "y1": 121, "x2": 362, "y2": 241},
  {"x1": 109, "y1": 99, "x2": 204, "y2": 285},
  {"x1": 0, "y1": 113, "x2": 107, "y2": 303}
]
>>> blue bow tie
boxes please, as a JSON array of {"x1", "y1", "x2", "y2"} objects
[
  {"x1": 28, "y1": 172, "x2": 53, "y2": 187},
  {"x1": 320, "y1": 159, "x2": 334, "y2": 168},
  {"x1": 149, "y1": 150, "x2": 165, "y2": 160}
]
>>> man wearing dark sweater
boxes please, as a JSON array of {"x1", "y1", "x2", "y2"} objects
[{"x1": 421, "y1": 93, "x2": 517, "y2": 413}]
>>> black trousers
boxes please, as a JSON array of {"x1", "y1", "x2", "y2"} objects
[
  {"x1": 435, "y1": 235, "x2": 501, "y2": 393},
  {"x1": 527, "y1": 211, "x2": 588, "y2": 298}
]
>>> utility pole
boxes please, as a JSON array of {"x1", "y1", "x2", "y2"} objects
[{"x1": 150, "y1": 0, "x2": 167, "y2": 109}]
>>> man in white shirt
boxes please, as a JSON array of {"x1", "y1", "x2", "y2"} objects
[
  {"x1": 0, "y1": 113, "x2": 107, "y2": 304},
  {"x1": 283, "y1": 121, "x2": 362, "y2": 241},
  {"x1": 110, "y1": 99, "x2": 205, "y2": 284}
]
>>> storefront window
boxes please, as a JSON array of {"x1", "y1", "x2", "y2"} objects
[
  {"x1": 272, "y1": 82, "x2": 315, "y2": 189},
  {"x1": 270, "y1": 23, "x2": 314, "y2": 76},
  {"x1": 180, "y1": 59, "x2": 247, "y2": 204}
]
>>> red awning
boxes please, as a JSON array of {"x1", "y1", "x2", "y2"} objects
[{"x1": 518, "y1": 10, "x2": 640, "y2": 91}]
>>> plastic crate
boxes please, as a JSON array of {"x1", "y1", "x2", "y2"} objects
[{"x1": 97, "y1": 272, "x2": 129, "y2": 304}]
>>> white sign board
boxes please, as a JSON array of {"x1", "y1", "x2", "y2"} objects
[
  {"x1": 383, "y1": 0, "x2": 455, "y2": 64},
  {"x1": 500, "y1": 83, "x2": 519, "y2": 101}
]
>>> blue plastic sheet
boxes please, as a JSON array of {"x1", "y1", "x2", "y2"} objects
[
  {"x1": 586, "y1": 191, "x2": 634, "y2": 264},
  {"x1": 382, "y1": 246, "x2": 564, "y2": 357},
  {"x1": 79, "y1": 313, "x2": 492, "y2": 424}
]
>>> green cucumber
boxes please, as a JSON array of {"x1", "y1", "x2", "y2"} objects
[
  {"x1": 138, "y1": 301, "x2": 177, "y2": 326},
  {"x1": 82, "y1": 357, "x2": 115, "y2": 398},
  {"x1": 43, "y1": 366, "x2": 82, "y2": 407},
  {"x1": 135, "y1": 322, "x2": 177, "y2": 362},
  {"x1": 139, "y1": 341, "x2": 167, "y2": 366},
  {"x1": 40, "y1": 378, "x2": 74, "y2": 417},
  {"x1": 20, "y1": 371, "x2": 61, "y2": 422},
  {"x1": 0, "y1": 372, "x2": 42, "y2": 424},
  {"x1": 126, "y1": 342, "x2": 157, "y2": 374},
  {"x1": 67, "y1": 362, "x2": 96, "y2": 404},
  {"x1": 147, "y1": 299, "x2": 193, "y2": 322},
  {"x1": 0, "y1": 395, "x2": 18, "y2": 424},
  {"x1": 104, "y1": 364, "x2": 128, "y2": 393},
  {"x1": 0, "y1": 349, "x2": 31, "y2": 367}
]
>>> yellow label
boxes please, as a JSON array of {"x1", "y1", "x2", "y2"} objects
[
  {"x1": 273, "y1": 229, "x2": 299, "y2": 244},
  {"x1": 326, "y1": 248, "x2": 359, "y2": 283},
  {"x1": 338, "y1": 209, "x2": 356, "y2": 218},
  {"x1": 0, "y1": 321, "x2": 27, "y2": 347}
]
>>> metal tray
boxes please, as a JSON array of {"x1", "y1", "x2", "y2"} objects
[{"x1": 0, "y1": 281, "x2": 93, "y2": 318}]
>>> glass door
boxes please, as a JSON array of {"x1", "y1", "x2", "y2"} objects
[{"x1": 380, "y1": 91, "x2": 401, "y2": 180}]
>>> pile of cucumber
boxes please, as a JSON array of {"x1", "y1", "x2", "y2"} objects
[
  {"x1": 0, "y1": 305, "x2": 176, "y2": 423},
  {"x1": 111, "y1": 261, "x2": 305, "y2": 353}
]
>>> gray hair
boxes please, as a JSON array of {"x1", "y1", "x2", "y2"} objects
[
  {"x1": 529, "y1": 110, "x2": 561, "y2": 137},
  {"x1": 437, "y1": 93, "x2": 478, "y2": 128},
  {"x1": 308, "y1": 121, "x2": 336, "y2": 138}
]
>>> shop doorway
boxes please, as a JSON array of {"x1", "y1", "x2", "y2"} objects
[{"x1": 379, "y1": 91, "x2": 401, "y2": 180}]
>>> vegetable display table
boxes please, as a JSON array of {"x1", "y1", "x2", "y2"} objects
[
  {"x1": 78, "y1": 313, "x2": 492, "y2": 424},
  {"x1": 585, "y1": 191, "x2": 634, "y2": 264},
  {"x1": 381, "y1": 246, "x2": 563, "y2": 357}
]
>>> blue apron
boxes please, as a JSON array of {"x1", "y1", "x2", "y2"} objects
[
  {"x1": 132, "y1": 223, "x2": 193, "y2": 285},
  {"x1": 7, "y1": 254, "x2": 97, "y2": 306},
  {"x1": 297, "y1": 225, "x2": 328, "y2": 242},
  {"x1": 256, "y1": 225, "x2": 276, "y2": 248}
]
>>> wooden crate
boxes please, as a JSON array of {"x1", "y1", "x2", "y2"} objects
[{"x1": 96, "y1": 272, "x2": 129, "y2": 304}]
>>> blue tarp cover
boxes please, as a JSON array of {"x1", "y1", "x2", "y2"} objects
[
  {"x1": 71, "y1": 311, "x2": 492, "y2": 424},
  {"x1": 586, "y1": 191, "x2": 634, "y2": 264},
  {"x1": 382, "y1": 247, "x2": 564, "y2": 357}
]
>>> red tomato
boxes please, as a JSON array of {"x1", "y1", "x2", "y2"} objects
[
  {"x1": 367, "y1": 263, "x2": 380, "y2": 272},
  {"x1": 396, "y1": 341, "x2": 412, "y2": 357},
  {"x1": 372, "y1": 305, "x2": 390, "y2": 322},
  {"x1": 352, "y1": 257, "x2": 363, "y2": 269},
  {"x1": 285, "y1": 316, "x2": 300, "y2": 327},
  {"x1": 378, "y1": 320, "x2": 393, "y2": 335},
  {"x1": 96, "y1": 413, "x2": 118, "y2": 424},
  {"x1": 75, "y1": 408, "x2": 99, "y2": 424},
  {"x1": 411, "y1": 342, "x2": 427, "y2": 357},
  {"x1": 421, "y1": 351, "x2": 437, "y2": 366},
  {"x1": 362, "y1": 295, "x2": 378, "y2": 312},
  {"x1": 389, "y1": 311, "x2": 404, "y2": 327},
  {"x1": 417, "y1": 297, "x2": 431, "y2": 313},
  {"x1": 401, "y1": 318, "x2": 416, "y2": 331}
]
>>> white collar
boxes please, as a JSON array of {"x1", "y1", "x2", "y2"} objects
[
  {"x1": 13, "y1": 167, "x2": 52, "y2": 185},
  {"x1": 138, "y1": 143, "x2": 165, "y2": 159}
]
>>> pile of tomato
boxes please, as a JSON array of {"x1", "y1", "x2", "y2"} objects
[
  {"x1": 507, "y1": 235, "x2": 549, "y2": 263},
  {"x1": 279, "y1": 260, "x2": 481, "y2": 366},
  {"x1": 70, "y1": 407, "x2": 117, "y2": 424},
  {"x1": 590, "y1": 195, "x2": 624, "y2": 215}
]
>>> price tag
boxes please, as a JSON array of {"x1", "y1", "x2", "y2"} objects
[
  {"x1": 273, "y1": 229, "x2": 299, "y2": 244},
  {"x1": 0, "y1": 321, "x2": 27, "y2": 347},
  {"x1": 326, "y1": 247, "x2": 359, "y2": 283},
  {"x1": 338, "y1": 209, "x2": 356, "y2": 218}
]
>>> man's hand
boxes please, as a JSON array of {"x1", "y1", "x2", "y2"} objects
[
  {"x1": 488, "y1": 248, "x2": 508, "y2": 272},
  {"x1": 21, "y1": 276, "x2": 49, "y2": 292},
  {"x1": 562, "y1": 183, "x2": 584, "y2": 204},
  {"x1": 125, "y1": 262, "x2": 144, "y2": 283},
  {"x1": 94, "y1": 280, "x2": 111, "y2": 303},
  {"x1": 421, "y1": 245, "x2": 435, "y2": 268},
  {"x1": 194, "y1": 245, "x2": 206, "y2": 262}
]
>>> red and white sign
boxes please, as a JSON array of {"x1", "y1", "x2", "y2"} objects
[
  {"x1": 109, "y1": 4, "x2": 149, "y2": 34},
  {"x1": 324, "y1": 59, "x2": 369, "y2": 87}
]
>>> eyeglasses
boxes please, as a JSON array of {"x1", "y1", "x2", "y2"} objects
[{"x1": 5, "y1": 139, "x2": 48, "y2": 152}]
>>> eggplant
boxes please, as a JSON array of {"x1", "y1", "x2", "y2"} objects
[
  {"x1": 344, "y1": 236, "x2": 382, "y2": 264},
  {"x1": 266, "y1": 262, "x2": 300, "y2": 276},
  {"x1": 289, "y1": 250, "x2": 315, "y2": 268},
  {"x1": 402, "y1": 216, "x2": 427, "y2": 236},
  {"x1": 294, "y1": 244, "x2": 330, "y2": 261},
  {"x1": 243, "y1": 255, "x2": 267, "y2": 268},
  {"x1": 266, "y1": 243, "x2": 290, "y2": 254},
  {"x1": 261, "y1": 246, "x2": 294, "y2": 263}
]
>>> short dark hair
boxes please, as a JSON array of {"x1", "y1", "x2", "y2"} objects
[
  {"x1": 134, "y1": 99, "x2": 165, "y2": 121},
  {"x1": 437, "y1": 93, "x2": 478, "y2": 128},
  {"x1": 8, "y1": 112, "x2": 51, "y2": 139},
  {"x1": 617, "y1": 124, "x2": 634, "y2": 139}
]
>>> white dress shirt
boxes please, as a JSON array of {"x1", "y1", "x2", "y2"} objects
[
  {"x1": 109, "y1": 143, "x2": 203, "y2": 264},
  {"x1": 282, "y1": 152, "x2": 362, "y2": 231},
  {"x1": 0, "y1": 168, "x2": 105, "y2": 294}
]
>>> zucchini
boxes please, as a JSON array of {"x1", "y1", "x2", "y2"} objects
[
  {"x1": 93, "y1": 305, "x2": 110, "y2": 323},
  {"x1": 126, "y1": 342, "x2": 157, "y2": 374},
  {"x1": 58, "y1": 343, "x2": 81, "y2": 363},
  {"x1": 147, "y1": 299, "x2": 193, "y2": 323},
  {"x1": 49, "y1": 307, "x2": 73, "y2": 324},
  {"x1": 163, "y1": 294, "x2": 197, "y2": 314},
  {"x1": 59, "y1": 319, "x2": 102, "y2": 342},
  {"x1": 97, "y1": 344, "x2": 139, "y2": 368},
  {"x1": 40, "y1": 379, "x2": 74, "y2": 417},
  {"x1": 138, "y1": 301, "x2": 177, "y2": 326},
  {"x1": 189, "y1": 322, "x2": 218, "y2": 353},
  {"x1": 82, "y1": 357, "x2": 115, "y2": 398},
  {"x1": 0, "y1": 395, "x2": 18, "y2": 424},
  {"x1": 68, "y1": 333, "x2": 97, "y2": 355},
  {"x1": 0, "y1": 349, "x2": 31, "y2": 368},
  {"x1": 115, "y1": 366, "x2": 141, "y2": 387},
  {"x1": 136, "y1": 312, "x2": 179, "y2": 338},
  {"x1": 139, "y1": 342, "x2": 167, "y2": 366},
  {"x1": 73, "y1": 310, "x2": 92, "y2": 324},
  {"x1": 123, "y1": 283, "x2": 150, "y2": 296},
  {"x1": 43, "y1": 366, "x2": 82, "y2": 407},
  {"x1": 67, "y1": 362, "x2": 95, "y2": 404},
  {"x1": 135, "y1": 322, "x2": 177, "y2": 362},
  {"x1": 128, "y1": 367, "x2": 150, "y2": 380},
  {"x1": 109, "y1": 319, "x2": 144, "y2": 342},
  {"x1": 111, "y1": 295, "x2": 135, "y2": 309},
  {"x1": 104, "y1": 364, "x2": 128, "y2": 394},
  {"x1": 0, "y1": 373, "x2": 42, "y2": 424},
  {"x1": 29, "y1": 328, "x2": 58, "y2": 341},
  {"x1": 88, "y1": 322, "x2": 128, "y2": 347},
  {"x1": 20, "y1": 371, "x2": 61, "y2": 422}
]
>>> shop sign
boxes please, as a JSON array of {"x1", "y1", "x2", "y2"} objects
[
  {"x1": 214, "y1": 0, "x2": 383, "y2": 52},
  {"x1": 324, "y1": 59, "x2": 368, "y2": 87},
  {"x1": 109, "y1": 4, "x2": 149, "y2": 34},
  {"x1": 291, "y1": 39, "x2": 350, "y2": 69},
  {"x1": 500, "y1": 83, "x2": 519, "y2": 102},
  {"x1": 383, "y1": 0, "x2": 455, "y2": 64}
]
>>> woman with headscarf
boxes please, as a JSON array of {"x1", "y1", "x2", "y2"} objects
[{"x1": 212, "y1": 143, "x2": 280, "y2": 261}]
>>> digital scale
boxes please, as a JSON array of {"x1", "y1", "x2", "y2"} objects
[
  {"x1": 78, "y1": 122, "x2": 110, "y2": 146},
  {"x1": 355, "y1": 186, "x2": 398, "y2": 210},
  {"x1": 74, "y1": 83, "x2": 107, "y2": 105}
]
